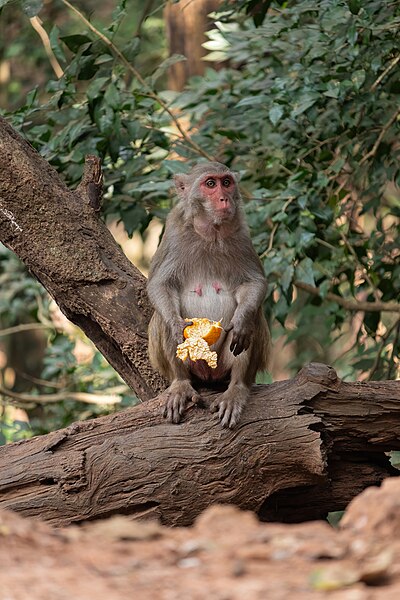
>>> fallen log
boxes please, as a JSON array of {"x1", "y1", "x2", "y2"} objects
[{"x1": 0, "y1": 363, "x2": 398, "y2": 527}]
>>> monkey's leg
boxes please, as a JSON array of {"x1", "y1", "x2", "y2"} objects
[
  {"x1": 149, "y1": 313, "x2": 200, "y2": 424},
  {"x1": 210, "y1": 345, "x2": 254, "y2": 429}
]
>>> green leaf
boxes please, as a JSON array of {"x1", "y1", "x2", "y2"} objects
[
  {"x1": 296, "y1": 258, "x2": 316, "y2": 287},
  {"x1": 121, "y1": 205, "x2": 148, "y2": 238},
  {"x1": 87, "y1": 77, "x2": 109, "y2": 101},
  {"x1": 347, "y1": 0, "x2": 361, "y2": 15},
  {"x1": 299, "y1": 231, "x2": 315, "y2": 248},
  {"x1": 269, "y1": 105, "x2": 284, "y2": 125},
  {"x1": 61, "y1": 35, "x2": 92, "y2": 53},
  {"x1": 324, "y1": 81, "x2": 340, "y2": 99},
  {"x1": 150, "y1": 54, "x2": 187, "y2": 87},
  {"x1": 290, "y1": 93, "x2": 319, "y2": 117},
  {"x1": 104, "y1": 83, "x2": 121, "y2": 110},
  {"x1": 236, "y1": 95, "x2": 265, "y2": 108},
  {"x1": 347, "y1": 23, "x2": 358, "y2": 46},
  {"x1": 281, "y1": 265, "x2": 294, "y2": 292},
  {"x1": 49, "y1": 26, "x2": 66, "y2": 64},
  {"x1": 351, "y1": 70, "x2": 365, "y2": 90},
  {"x1": 122, "y1": 38, "x2": 141, "y2": 62}
]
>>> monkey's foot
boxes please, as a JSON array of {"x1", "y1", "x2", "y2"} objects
[
  {"x1": 210, "y1": 388, "x2": 248, "y2": 429},
  {"x1": 161, "y1": 380, "x2": 200, "y2": 424}
]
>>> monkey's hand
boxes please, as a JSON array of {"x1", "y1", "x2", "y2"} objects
[
  {"x1": 170, "y1": 318, "x2": 192, "y2": 345},
  {"x1": 225, "y1": 318, "x2": 254, "y2": 356}
]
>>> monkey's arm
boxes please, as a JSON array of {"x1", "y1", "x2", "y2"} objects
[
  {"x1": 228, "y1": 276, "x2": 267, "y2": 356},
  {"x1": 147, "y1": 234, "x2": 187, "y2": 343}
]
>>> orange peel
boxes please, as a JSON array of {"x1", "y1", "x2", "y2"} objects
[{"x1": 177, "y1": 318, "x2": 222, "y2": 369}]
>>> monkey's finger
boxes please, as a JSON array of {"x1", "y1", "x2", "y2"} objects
[
  {"x1": 228, "y1": 408, "x2": 241, "y2": 429},
  {"x1": 171, "y1": 400, "x2": 182, "y2": 424},
  {"x1": 224, "y1": 323, "x2": 234, "y2": 333},
  {"x1": 162, "y1": 396, "x2": 181, "y2": 424},
  {"x1": 161, "y1": 396, "x2": 171, "y2": 419},
  {"x1": 210, "y1": 399, "x2": 219, "y2": 413},
  {"x1": 233, "y1": 344, "x2": 243, "y2": 356},
  {"x1": 191, "y1": 391, "x2": 202, "y2": 405},
  {"x1": 235, "y1": 333, "x2": 251, "y2": 355},
  {"x1": 220, "y1": 409, "x2": 232, "y2": 428},
  {"x1": 232, "y1": 337, "x2": 245, "y2": 355},
  {"x1": 243, "y1": 336, "x2": 251, "y2": 352},
  {"x1": 218, "y1": 401, "x2": 229, "y2": 424},
  {"x1": 220, "y1": 402, "x2": 240, "y2": 429},
  {"x1": 230, "y1": 337, "x2": 239, "y2": 353}
]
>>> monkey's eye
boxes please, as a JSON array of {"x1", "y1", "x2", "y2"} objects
[
  {"x1": 222, "y1": 178, "x2": 232, "y2": 187},
  {"x1": 205, "y1": 178, "x2": 216, "y2": 188}
]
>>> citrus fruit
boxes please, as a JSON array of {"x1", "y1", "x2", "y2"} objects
[{"x1": 183, "y1": 317, "x2": 222, "y2": 346}]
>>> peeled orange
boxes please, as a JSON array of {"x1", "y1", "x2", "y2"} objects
[
  {"x1": 176, "y1": 337, "x2": 218, "y2": 369},
  {"x1": 183, "y1": 318, "x2": 222, "y2": 346},
  {"x1": 176, "y1": 317, "x2": 222, "y2": 369}
]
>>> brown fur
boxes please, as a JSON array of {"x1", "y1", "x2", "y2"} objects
[{"x1": 147, "y1": 161, "x2": 270, "y2": 428}]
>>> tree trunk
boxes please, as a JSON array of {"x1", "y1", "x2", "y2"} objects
[
  {"x1": 0, "y1": 116, "x2": 166, "y2": 401},
  {"x1": 0, "y1": 363, "x2": 398, "y2": 527},
  {"x1": 164, "y1": 0, "x2": 222, "y2": 91}
]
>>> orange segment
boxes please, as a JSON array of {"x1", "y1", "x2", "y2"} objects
[{"x1": 183, "y1": 317, "x2": 222, "y2": 346}]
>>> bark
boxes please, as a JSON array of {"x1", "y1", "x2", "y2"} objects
[
  {"x1": 0, "y1": 116, "x2": 166, "y2": 401},
  {"x1": 0, "y1": 363, "x2": 398, "y2": 527}
]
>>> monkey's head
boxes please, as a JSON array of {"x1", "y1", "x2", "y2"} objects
[{"x1": 174, "y1": 162, "x2": 242, "y2": 225}]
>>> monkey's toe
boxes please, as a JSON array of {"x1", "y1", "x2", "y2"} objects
[
  {"x1": 162, "y1": 382, "x2": 201, "y2": 424},
  {"x1": 210, "y1": 397, "x2": 243, "y2": 429},
  {"x1": 163, "y1": 395, "x2": 186, "y2": 423}
]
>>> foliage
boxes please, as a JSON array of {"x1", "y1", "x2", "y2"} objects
[
  {"x1": 183, "y1": 0, "x2": 400, "y2": 379},
  {"x1": 0, "y1": 409, "x2": 31, "y2": 445},
  {"x1": 0, "y1": 0, "x2": 399, "y2": 442}
]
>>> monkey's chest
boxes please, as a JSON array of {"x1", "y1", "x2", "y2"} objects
[{"x1": 180, "y1": 281, "x2": 236, "y2": 323}]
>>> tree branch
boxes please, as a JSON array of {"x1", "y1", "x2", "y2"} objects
[
  {"x1": 0, "y1": 116, "x2": 166, "y2": 401},
  {"x1": 30, "y1": 16, "x2": 64, "y2": 79},
  {"x1": 294, "y1": 281, "x2": 400, "y2": 313},
  {"x1": 0, "y1": 363, "x2": 398, "y2": 527},
  {"x1": 0, "y1": 323, "x2": 53, "y2": 338},
  {"x1": 0, "y1": 385, "x2": 120, "y2": 406},
  {"x1": 370, "y1": 54, "x2": 400, "y2": 92},
  {"x1": 359, "y1": 107, "x2": 400, "y2": 166}
]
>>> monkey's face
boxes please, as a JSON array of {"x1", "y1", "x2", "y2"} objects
[{"x1": 198, "y1": 173, "x2": 237, "y2": 222}]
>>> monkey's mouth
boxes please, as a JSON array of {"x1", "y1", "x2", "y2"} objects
[{"x1": 214, "y1": 206, "x2": 234, "y2": 220}]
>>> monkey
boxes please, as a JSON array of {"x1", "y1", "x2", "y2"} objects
[{"x1": 147, "y1": 161, "x2": 270, "y2": 428}]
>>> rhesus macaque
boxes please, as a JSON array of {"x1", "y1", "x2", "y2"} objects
[{"x1": 147, "y1": 162, "x2": 270, "y2": 428}]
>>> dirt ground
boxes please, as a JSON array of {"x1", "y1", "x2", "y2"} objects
[{"x1": 1, "y1": 477, "x2": 400, "y2": 600}]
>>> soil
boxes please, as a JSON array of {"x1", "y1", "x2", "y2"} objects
[{"x1": 1, "y1": 477, "x2": 400, "y2": 600}]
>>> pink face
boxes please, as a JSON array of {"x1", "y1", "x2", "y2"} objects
[{"x1": 200, "y1": 173, "x2": 236, "y2": 217}]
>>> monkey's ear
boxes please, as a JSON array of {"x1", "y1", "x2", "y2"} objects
[
  {"x1": 232, "y1": 171, "x2": 241, "y2": 183},
  {"x1": 174, "y1": 174, "x2": 190, "y2": 199}
]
